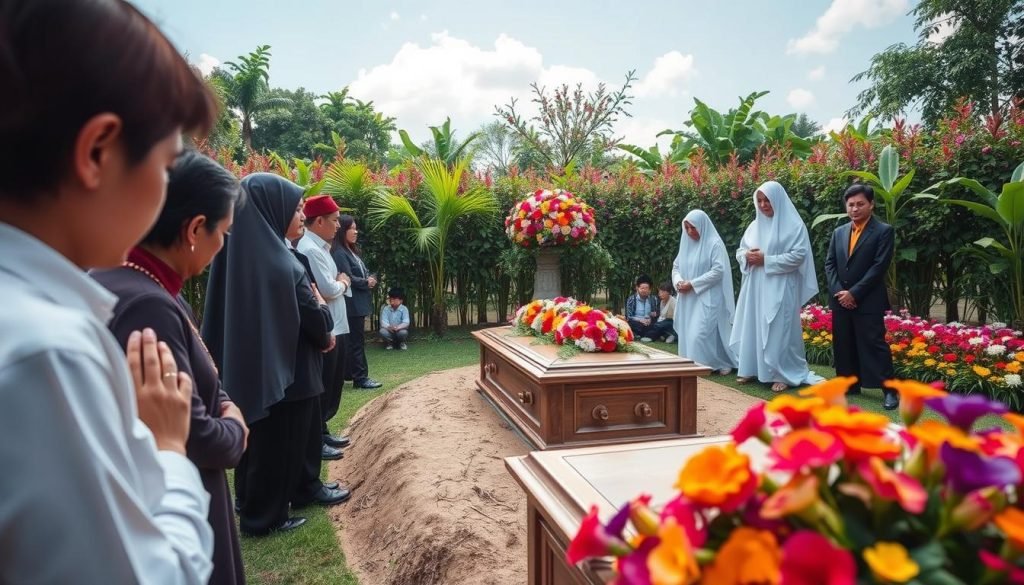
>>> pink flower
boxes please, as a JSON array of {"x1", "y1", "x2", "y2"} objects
[
  {"x1": 730, "y1": 403, "x2": 768, "y2": 444},
  {"x1": 566, "y1": 505, "x2": 629, "y2": 564},
  {"x1": 780, "y1": 531, "x2": 856, "y2": 585}
]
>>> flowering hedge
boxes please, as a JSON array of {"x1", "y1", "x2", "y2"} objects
[
  {"x1": 567, "y1": 377, "x2": 1024, "y2": 584},
  {"x1": 802, "y1": 304, "x2": 1024, "y2": 409}
]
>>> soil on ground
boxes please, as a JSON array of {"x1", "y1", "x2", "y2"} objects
[{"x1": 330, "y1": 365, "x2": 761, "y2": 585}]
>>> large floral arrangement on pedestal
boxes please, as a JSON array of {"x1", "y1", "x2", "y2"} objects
[
  {"x1": 567, "y1": 376, "x2": 1024, "y2": 584},
  {"x1": 505, "y1": 188, "x2": 597, "y2": 248},
  {"x1": 512, "y1": 297, "x2": 634, "y2": 354}
]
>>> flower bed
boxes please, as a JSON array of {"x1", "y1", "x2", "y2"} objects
[
  {"x1": 568, "y1": 377, "x2": 1024, "y2": 584},
  {"x1": 802, "y1": 304, "x2": 1024, "y2": 409},
  {"x1": 512, "y1": 297, "x2": 634, "y2": 355}
]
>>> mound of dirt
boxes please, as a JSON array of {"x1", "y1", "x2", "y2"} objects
[{"x1": 330, "y1": 366, "x2": 760, "y2": 585}]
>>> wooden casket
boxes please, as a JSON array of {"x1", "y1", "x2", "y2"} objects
[{"x1": 472, "y1": 327, "x2": 709, "y2": 451}]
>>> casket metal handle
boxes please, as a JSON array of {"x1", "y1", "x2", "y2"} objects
[
  {"x1": 592, "y1": 405, "x2": 609, "y2": 421},
  {"x1": 517, "y1": 391, "x2": 533, "y2": 405},
  {"x1": 484, "y1": 362, "x2": 498, "y2": 375},
  {"x1": 634, "y1": 402, "x2": 653, "y2": 418}
]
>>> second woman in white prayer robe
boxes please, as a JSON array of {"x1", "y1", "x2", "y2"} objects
[
  {"x1": 671, "y1": 210, "x2": 737, "y2": 374},
  {"x1": 729, "y1": 181, "x2": 824, "y2": 391}
]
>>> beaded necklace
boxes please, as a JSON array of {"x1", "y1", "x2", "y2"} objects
[{"x1": 123, "y1": 261, "x2": 218, "y2": 374}]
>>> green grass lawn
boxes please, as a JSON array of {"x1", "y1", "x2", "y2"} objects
[
  {"x1": 242, "y1": 334, "x2": 1003, "y2": 584},
  {"x1": 240, "y1": 329, "x2": 482, "y2": 585}
]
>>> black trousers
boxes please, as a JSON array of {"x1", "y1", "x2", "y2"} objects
[
  {"x1": 345, "y1": 315, "x2": 369, "y2": 383},
  {"x1": 235, "y1": 397, "x2": 314, "y2": 535},
  {"x1": 832, "y1": 309, "x2": 894, "y2": 392},
  {"x1": 294, "y1": 395, "x2": 327, "y2": 506},
  {"x1": 320, "y1": 334, "x2": 347, "y2": 436}
]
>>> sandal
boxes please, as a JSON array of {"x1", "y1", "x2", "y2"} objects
[
  {"x1": 736, "y1": 376, "x2": 754, "y2": 384},
  {"x1": 771, "y1": 382, "x2": 788, "y2": 393},
  {"x1": 718, "y1": 368, "x2": 733, "y2": 376}
]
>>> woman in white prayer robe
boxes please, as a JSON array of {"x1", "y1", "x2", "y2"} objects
[
  {"x1": 729, "y1": 181, "x2": 824, "y2": 392},
  {"x1": 671, "y1": 210, "x2": 737, "y2": 375}
]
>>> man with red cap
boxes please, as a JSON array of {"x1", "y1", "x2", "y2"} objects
[{"x1": 294, "y1": 194, "x2": 352, "y2": 507}]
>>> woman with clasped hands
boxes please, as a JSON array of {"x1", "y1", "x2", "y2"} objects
[
  {"x1": 93, "y1": 150, "x2": 250, "y2": 584},
  {"x1": 0, "y1": 1, "x2": 219, "y2": 583},
  {"x1": 729, "y1": 181, "x2": 824, "y2": 393}
]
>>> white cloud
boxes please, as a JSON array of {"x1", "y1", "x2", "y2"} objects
[
  {"x1": 807, "y1": 65, "x2": 826, "y2": 80},
  {"x1": 195, "y1": 53, "x2": 220, "y2": 76},
  {"x1": 616, "y1": 117, "x2": 674, "y2": 151},
  {"x1": 787, "y1": 88, "x2": 816, "y2": 109},
  {"x1": 787, "y1": 0, "x2": 908, "y2": 54},
  {"x1": 824, "y1": 117, "x2": 849, "y2": 133},
  {"x1": 927, "y1": 14, "x2": 959, "y2": 44},
  {"x1": 389, "y1": 10, "x2": 400, "y2": 20},
  {"x1": 420, "y1": 13, "x2": 428, "y2": 21},
  {"x1": 634, "y1": 51, "x2": 696, "y2": 98}
]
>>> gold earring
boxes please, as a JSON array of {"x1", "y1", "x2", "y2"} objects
[{"x1": 190, "y1": 244, "x2": 195, "y2": 253}]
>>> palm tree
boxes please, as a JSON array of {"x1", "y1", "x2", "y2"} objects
[
  {"x1": 222, "y1": 45, "x2": 292, "y2": 151},
  {"x1": 368, "y1": 158, "x2": 499, "y2": 335},
  {"x1": 398, "y1": 117, "x2": 483, "y2": 168}
]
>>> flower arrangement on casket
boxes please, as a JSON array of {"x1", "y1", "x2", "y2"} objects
[
  {"x1": 505, "y1": 188, "x2": 597, "y2": 248},
  {"x1": 512, "y1": 297, "x2": 634, "y2": 354},
  {"x1": 566, "y1": 376, "x2": 1024, "y2": 584}
]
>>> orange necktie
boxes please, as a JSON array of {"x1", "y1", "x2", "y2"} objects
[{"x1": 848, "y1": 223, "x2": 864, "y2": 255}]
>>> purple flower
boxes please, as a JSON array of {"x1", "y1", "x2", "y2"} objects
[
  {"x1": 940, "y1": 443, "x2": 1021, "y2": 493},
  {"x1": 617, "y1": 537, "x2": 657, "y2": 583},
  {"x1": 925, "y1": 394, "x2": 1007, "y2": 430},
  {"x1": 606, "y1": 502, "x2": 630, "y2": 539}
]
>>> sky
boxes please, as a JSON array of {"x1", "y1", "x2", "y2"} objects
[{"x1": 133, "y1": 0, "x2": 933, "y2": 148}]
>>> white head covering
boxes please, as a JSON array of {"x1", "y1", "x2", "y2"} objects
[
  {"x1": 675, "y1": 210, "x2": 734, "y2": 309},
  {"x1": 740, "y1": 181, "x2": 818, "y2": 323}
]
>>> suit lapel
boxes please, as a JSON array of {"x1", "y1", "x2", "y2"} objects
[
  {"x1": 849, "y1": 218, "x2": 876, "y2": 260},
  {"x1": 839, "y1": 223, "x2": 852, "y2": 266}
]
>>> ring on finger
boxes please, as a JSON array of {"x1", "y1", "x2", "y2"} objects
[{"x1": 163, "y1": 372, "x2": 178, "y2": 379}]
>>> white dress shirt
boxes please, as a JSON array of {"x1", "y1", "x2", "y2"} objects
[
  {"x1": 0, "y1": 223, "x2": 213, "y2": 584},
  {"x1": 297, "y1": 230, "x2": 351, "y2": 336}
]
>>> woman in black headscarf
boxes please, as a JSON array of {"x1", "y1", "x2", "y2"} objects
[
  {"x1": 93, "y1": 150, "x2": 248, "y2": 584},
  {"x1": 201, "y1": 173, "x2": 334, "y2": 536},
  {"x1": 333, "y1": 215, "x2": 382, "y2": 389}
]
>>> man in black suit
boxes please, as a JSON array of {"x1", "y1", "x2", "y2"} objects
[{"x1": 824, "y1": 184, "x2": 898, "y2": 409}]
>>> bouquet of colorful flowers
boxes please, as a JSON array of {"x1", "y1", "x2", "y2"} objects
[
  {"x1": 512, "y1": 297, "x2": 633, "y2": 353},
  {"x1": 505, "y1": 188, "x2": 597, "y2": 248},
  {"x1": 801, "y1": 304, "x2": 1024, "y2": 409},
  {"x1": 567, "y1": 376, "x2": 1024, "y2": 584}
]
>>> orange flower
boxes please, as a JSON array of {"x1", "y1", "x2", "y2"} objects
[
  {"x1": 761, "y1": 473, "x2": 819, "y2": 520},
  {"x1": 813, "y1": 407, "x2": 900, "y2": 461},
  {"x1": 647, "y1": 518, "x2": 701, "y2": 585},
  {"x1": 995, "y1": 506, "x2": 1024, "y2": 550},
  {"x1": 699, "y1": 527, "x2": 781, "y2": 584},
  {"x1": 770, "y1": 428, "x2": 843, "y2": 472},
  {"x1": 908, "y1": 420, "x2": 980, "y2": 462},
  {"x1": 884, "y1": 379, "x2": 948, "y2": 426},
  {"x1": 1005, "y1": 413, "x2": 1024, "y2": 435},
  {"x1": 675, "y1": 444, "x2": 757, "y2": 513},
  {"x1": 798, "y1": 376, "x2": 858, "y2": 406},
  {"x1": 766, "y1": 395, "x2": 826, "y2": 428}
]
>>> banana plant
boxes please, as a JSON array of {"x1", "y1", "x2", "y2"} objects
[
  {"x1": 828, "y1": 114, "x2": 883, "y2": 143},
  {"x1": 915, "y1": 162, "x2": 1024, "y2": 325},
  {"x1": 812, "y1": 145, "x2": 919, "y2": 299},
  {"x1": 616, "y1": 141, "x2": 693, "y2": 176},
  {"x1": 269, "y1": 152, "x2": 326, "y2": 196}
]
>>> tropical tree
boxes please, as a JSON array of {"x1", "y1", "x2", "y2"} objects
[
  {"x1": 323, "y1": 160, "x2": 387, "y2": 204},
  {"x1": 791, "y1": 113, "x2": 823, "y2": 139},
  {"x1": 658, "y1": 91, "x2": 813, "y2": 167},
  {"x1": 251, "y1": 87, "x2": 329, "y2": 159},
  {"x1": 320, "y1": 88, "x2": 396, "y2": 167},
  {"x1": 850, "y1": 0, "x2": 1024, "y2": 123},
  {"x1": 220, "y1": 45, "x2": 292, "y2": 151},
  {"x1": 476, "y1": 121, "x2": 521, "y2": 176},
  {"x1": 368, "y1": 158, "x2": 499, "y2": 335},
  {"x1": 495, "y1": 71, "x2": 637, "y2": 170},
  {"x1": 917, "y1": 162, "x2": 1024, "y2": 325},
  {"x1": 812, "y1": 145, "x2": 920, "y2": 303},
  {"x1": 399, "y1": 117, "x2": 482, "y2": 168}
]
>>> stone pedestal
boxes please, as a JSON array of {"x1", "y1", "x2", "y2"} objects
[{"x1": 533, "y1": 247, "x2": 562, "y2": 300}]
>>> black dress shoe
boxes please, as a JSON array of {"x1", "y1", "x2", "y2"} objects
[
  {"x1": 883, "y1": 393, "x2": 900, "y2": 410},
  {"x1": 294, "y1": 485, "x2": 351, "y2": 508},
  {"x1": 323, "y1": 434, "x2": 350, "y2": 448},
  {"x1": 845, "y1": 387, "x2": 862, "y2": 396},
  {"x1": 323, "y1": 481, "x2": 340, "y2": 490},
  {"x1": 354, "y1": 378, "x2": 383, "y2": 389},
  {"x1": 276, "y1": 517, "x2": 307, "y2": 532},
  {"x1": 321, "y1": 444, "x2": 344, "y2": 460}
]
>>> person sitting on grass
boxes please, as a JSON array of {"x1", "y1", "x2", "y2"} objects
[
  {"x1": 650, "y1": 281, "x2": 677, "y2": 343},
  {"x1": 379, "y1": 287, "x2": 410, "y2": 350},
  {"x1": 625, "y1": 274, "x2": 659, "y2": 341}
]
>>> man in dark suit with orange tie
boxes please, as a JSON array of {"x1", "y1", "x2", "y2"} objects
[{"x1": 825, "y1": 184, "x2": 898, "y2": 409}]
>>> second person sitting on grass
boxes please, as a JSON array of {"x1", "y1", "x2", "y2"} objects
[{"x1": 380, "y1": 287, "x2": 410, "y2": 350}]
